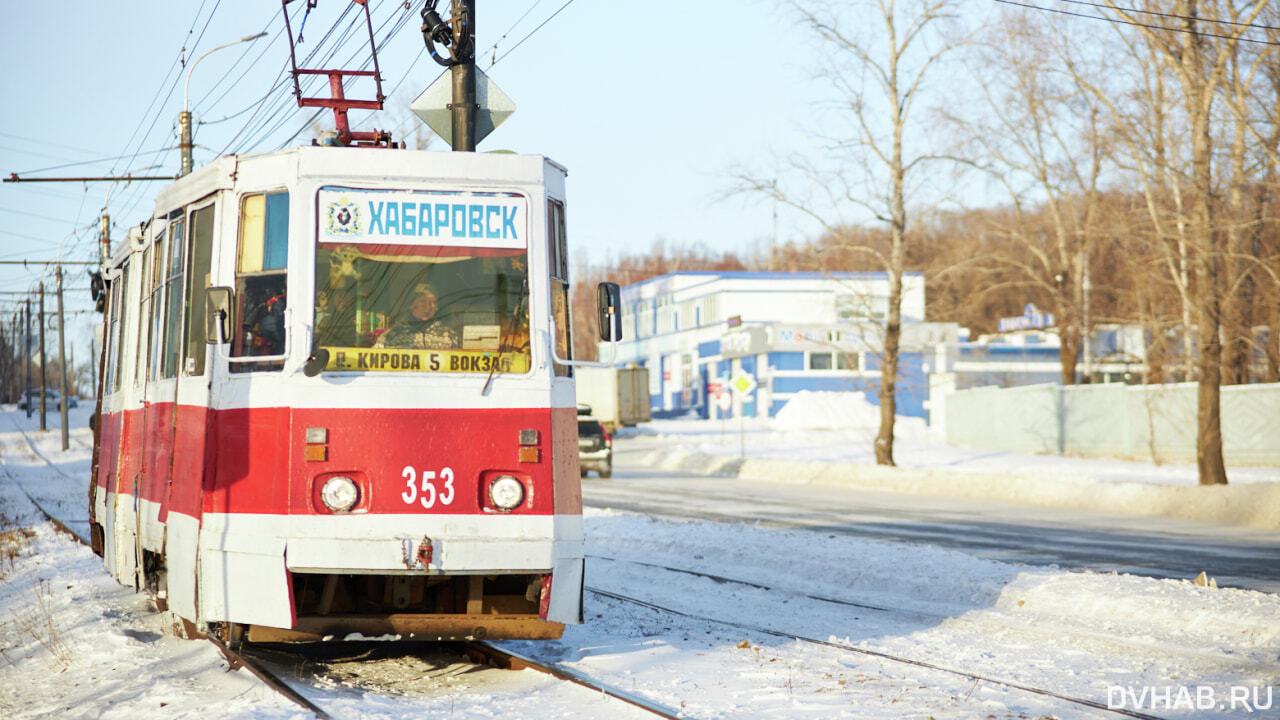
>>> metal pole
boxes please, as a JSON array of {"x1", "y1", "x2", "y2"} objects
[
  {"x1": 5, "y1": 314, "x2": 12, "y2": 403},
  {"x1": 450, "y1": 0, "x2": 477, "y2": 151},
  {"x1": 38, "y1": 282, "x2": 47, "y2": 430},
  {"x1": 179, "y1": 110, "x2": 194, "y2": 176},
  {"x1": 24, "y1": 299, "x2": 31, "y2": 418},
  {"x1": 100, "y1": 211, "x2": 111, "y2": 264},
  {"x1": 181, "y1": 32, "x2": 268, "y2": 175},
  {"x1": 57, "y1": 266, "x2": 69, "y2": 450}
]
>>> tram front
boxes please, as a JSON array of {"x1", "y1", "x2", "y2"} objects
[{"x1": 202, "y1": 150, "x2": 599, "y2": 643}]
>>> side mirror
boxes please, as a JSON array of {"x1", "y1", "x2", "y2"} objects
[
  {"x1": 205, "y1": 287, "x2": 233, "y2": 344},
  {"x1": 303, "y1": 348, "x2": 330, "y2": 377},
  {"x1": 597, "y1": 282, "x2": 623, "y2": 342}
]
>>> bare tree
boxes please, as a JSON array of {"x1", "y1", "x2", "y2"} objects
[
  {"x1": 738, "y1": 0, "x2": 966, "y2": 466},
  {"x1": 1102, "y1": 0, "x2": 1269, "y2": 485},
  {"x1": 950, "y1": 10, "x2": 1118, "y2": 385}
]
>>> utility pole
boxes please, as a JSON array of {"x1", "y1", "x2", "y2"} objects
[
  {"x1": 4, "y1": 313, "x2": 12, "y2": 403},
  {"x1": 450, "y1": 0, "x2": 477, "y2": 151},
  {"x1": 38, "y1": 282, "x2": 47, "y2": 430},
  {"x1": 24, "y1": 299, "x2": 31, "y2": 418},
  {"x1": 100, "y1": 211, "x2": 111, "y2": 264},
  {"x1": 57, "y1": 266, "x2": 69, "y2": 450}
]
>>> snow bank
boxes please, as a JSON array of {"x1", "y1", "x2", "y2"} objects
[
  {"x1": 773, "y1": 390, "x2": 882, "y2": 430},
  {"x1": 730, "y1": 458, "x2": 1280, "y2": 530}
]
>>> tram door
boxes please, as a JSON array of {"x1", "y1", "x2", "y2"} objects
[
  {"x1": 161, "y1": 199, "x2": 218, "y2": 620},
  {"x1": 99, "y1": 258, "x2": 134, "y2": 586},
  {"x1": 136, "y1": 213, "x2": 181, "y2": 584}
]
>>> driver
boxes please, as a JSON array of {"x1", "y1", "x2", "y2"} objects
[{"x1": 374, "y1": 283, "x2": 458, "y2": 350}]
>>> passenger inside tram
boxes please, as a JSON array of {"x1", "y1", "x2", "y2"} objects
[{"x1": 313, "y1": 245, "x2": 530, "y2": 365}]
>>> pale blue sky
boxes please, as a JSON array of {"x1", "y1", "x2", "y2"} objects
[
  {"x1": 1, "y1": 1, "x2": 1011, "y2": 355},
  {"x1": 0, "y1": 1, "x2": 839, "y2": 347}
]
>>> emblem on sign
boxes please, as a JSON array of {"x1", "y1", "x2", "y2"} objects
[{"x1": 326, "y1": 197, "x2": 361, "y2": 237}]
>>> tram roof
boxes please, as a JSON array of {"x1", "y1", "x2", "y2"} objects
[
  {"x1": 151, "y1": 146, "x2": 565, "y2": 217},
  {"x1": 103, "y1": 147, "x2": 566, "y2": 267}
]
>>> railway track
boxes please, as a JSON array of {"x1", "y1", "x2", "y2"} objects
[
  {"x1": 588, "y1": 552, "x2": 1275, "y2": 673},
  {"x1": 1, "y1": 419, "x2": 682, "y2": 719},
  {"x1": 582, "y1": 583, "x2": 1170, "y2": 720},
  {"x1": 0, "y1": 418, "x2": 1248, "y2": 719}
]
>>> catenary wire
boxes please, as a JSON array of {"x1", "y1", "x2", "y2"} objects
[
  {"x1": 1053, "y1": 0, "x2": 1280, "y2": 32},
  {"x1": 486, "y1": 0, "x2": 548, "y2": 67},
  {"x1": 490, "y1": 0, "x2": 581, "y2": 68},
  {"x1": 993, "y1": 0, "x2": 1280, "y2": 46}
]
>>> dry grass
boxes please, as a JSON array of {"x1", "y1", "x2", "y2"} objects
[
  {"x1": 1, "y1": 518, "x2": 72, "y2": 668},
  {"x1": 9, "y1": 578, "x2": 73, "y2": 668},
  {"x1": 0, "y1": 525, "x2": 36, "y2": 580}
]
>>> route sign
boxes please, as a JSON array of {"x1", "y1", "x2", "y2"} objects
[{"x1": 730, "y1": 371, "x2": 756, "y2": 396}]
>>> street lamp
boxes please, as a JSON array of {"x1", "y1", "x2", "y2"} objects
[{"x1": 180, "y1": 32, "x2": 269, "y2": 176}]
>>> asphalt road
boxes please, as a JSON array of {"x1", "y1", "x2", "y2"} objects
[{"x1": 585, "y1": 444, "x2": 1280, "y2": 594}]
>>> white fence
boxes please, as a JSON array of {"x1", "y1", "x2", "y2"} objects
[{"x1": 944, "y1": 382, "x2": 1280, "y2": 465}]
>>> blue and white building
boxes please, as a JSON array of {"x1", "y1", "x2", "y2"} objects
[{"x1": 608, "y1": 271, "x2": 959, "y2": 421}]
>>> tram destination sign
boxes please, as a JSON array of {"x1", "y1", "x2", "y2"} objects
[
  {"x1": 324, "y1": 346, "x2": 530, "y2": 374},
  {"x1": 319, "y1": 188, "x2": 527, "y2": 249}
]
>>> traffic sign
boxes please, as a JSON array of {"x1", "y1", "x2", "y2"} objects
[
  {"x1": 715, "y1": 392, "x2": 732, "y2": 411},
  {"x1": 730, "y1": 371, "x2": 756, "y2": 396},
  {"x1": 411, "y1": 67, "x2": 515, "y2": 146}
]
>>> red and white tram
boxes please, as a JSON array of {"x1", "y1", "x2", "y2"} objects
[{"x1": 89, "y1": 146, "x2": 618, "y2": 642}]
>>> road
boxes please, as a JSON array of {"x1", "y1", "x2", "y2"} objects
[{"x1": 585, "y1": 442, "x2": 1280, "y2": 594}]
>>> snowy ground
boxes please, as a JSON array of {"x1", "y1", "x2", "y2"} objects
[
  {"x1": 1, "y1": 400, "x2": 1277, "y2": 718},
  {"x1": 644, "y1": 391, "x2": 1280, "y2": 487},
  {"x1": 626, "y1": 392, "x2": 1280, "y2": 531}
]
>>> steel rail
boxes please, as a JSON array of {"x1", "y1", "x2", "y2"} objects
[
  {"x1": 588, "y1": 552, "x2": 1278, "y2": 674},
  {"x1": 2, "y1": 418, "x2": 332, "y2": 719},
  {"x1": 464, "y1": 641, "x2": 684, "y2": 720},
  {"x1": 0, "y1": 416, "x2": 89, "y2": 543},
  {"x1": 586, "y1": 586, "x2": 1170, "y2": 720},
  {"x1": 208, "y1": 636, "x2": 333, "y2": 719}
]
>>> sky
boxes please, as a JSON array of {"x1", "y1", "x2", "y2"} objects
[{"x1": 0, "y1": 0, "x2": 855, "y2": 361}]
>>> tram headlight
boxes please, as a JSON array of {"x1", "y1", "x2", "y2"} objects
[
  {"x1": 488, "y1": 475, "x2": 525, "y2": 511},
  {"x1": 320, "y1": 475, "x2": 360, "y2": 513}
]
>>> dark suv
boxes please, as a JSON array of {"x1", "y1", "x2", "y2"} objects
[{"x1": 578, "y1": 417, "x2": 613, "y2": 478}]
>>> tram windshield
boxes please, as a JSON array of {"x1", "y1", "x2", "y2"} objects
[{"x1": 312, "y1": 187, "x2": 531, "y2": 374}]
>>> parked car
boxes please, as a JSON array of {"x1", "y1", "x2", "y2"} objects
[
  {"x1": 578, "y1": 416, "x2": 613, "y2": 479},
  {"x1": 17, "y1": 388, "x2": 77, "y2": 410}
]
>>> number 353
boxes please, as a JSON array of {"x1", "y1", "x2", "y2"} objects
[{"x1": 401, "y1": 466, "x2": 455, "y2": 509}]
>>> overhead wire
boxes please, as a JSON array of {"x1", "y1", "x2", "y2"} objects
[
  {"x1": 107, "y1": 1, "x2": 229, "y2": 228},
  {"x1": 192, "y1": 8, "x2": 284, "y2": 117},
  {"x1": 992, "y1": 0, "x2": 1280, "y2": 46},
  {"x1": 12, "y1": 148, "x2": 180, "y2": 177},
  {"x1": 270, "y1": 0, "x2": 419, "y2": 151},
  {"x1": 490, "y1": 0, "x2": 580, "y2": 68},
  {"x1": 1052, "y1": 0, "x2": 1280, "y2": 32},
  {"x1": 224, "y1": 1, "x2": 363, "y2": 155},
  {"x1": 113, "y1": 0, "x2": 221, "y2": 179},
  {"x1": 486, "y1": 0, "x2": 548, "y2": 68}
]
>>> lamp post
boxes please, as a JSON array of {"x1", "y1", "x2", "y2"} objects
[{"x1": 180, "y1": 32, "x2": 269, "y2": 176}]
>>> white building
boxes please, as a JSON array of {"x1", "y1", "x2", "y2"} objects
[{"x1": 607, "y1": 271, "x2": 949, "y2": 420}]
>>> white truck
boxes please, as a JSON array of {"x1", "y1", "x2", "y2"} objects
[{"x1": 575, "y1": 366, "x2": 651, "y2": 431}]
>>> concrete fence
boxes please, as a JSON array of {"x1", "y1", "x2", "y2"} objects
[{"x1": 944, "y1": 382, "x2": 1280, "y2": 465}]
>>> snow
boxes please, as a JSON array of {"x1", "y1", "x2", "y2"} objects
[
  {"x1": 632, "y1": 391, "x2": 1280, "y2": 530},
  {"x1": 2, "y1": 399, "x2": 1278, "y2": 718}
]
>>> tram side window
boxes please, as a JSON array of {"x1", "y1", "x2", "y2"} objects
[
  {"x1": 135, "y1": 242, "x2": 152, "y2": 387},
  {"x1": 233, "y1": 191, "x2": 289, "y2": 371},
  {"x1": 159, "y1": 213, "x2": 186, "y2": 379},
  {"x1": 104, "y1": 267, "x2": 124, "y2": 394},
  {"x1": 183, "y1": 205, "x2": 215, "y2": 375},
  {"x1": 548, "y1": 199, "x2": 572, "y2": 377},
  {"x1": 147, "y1": 226, "x2": 168, "y2": 381}
]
